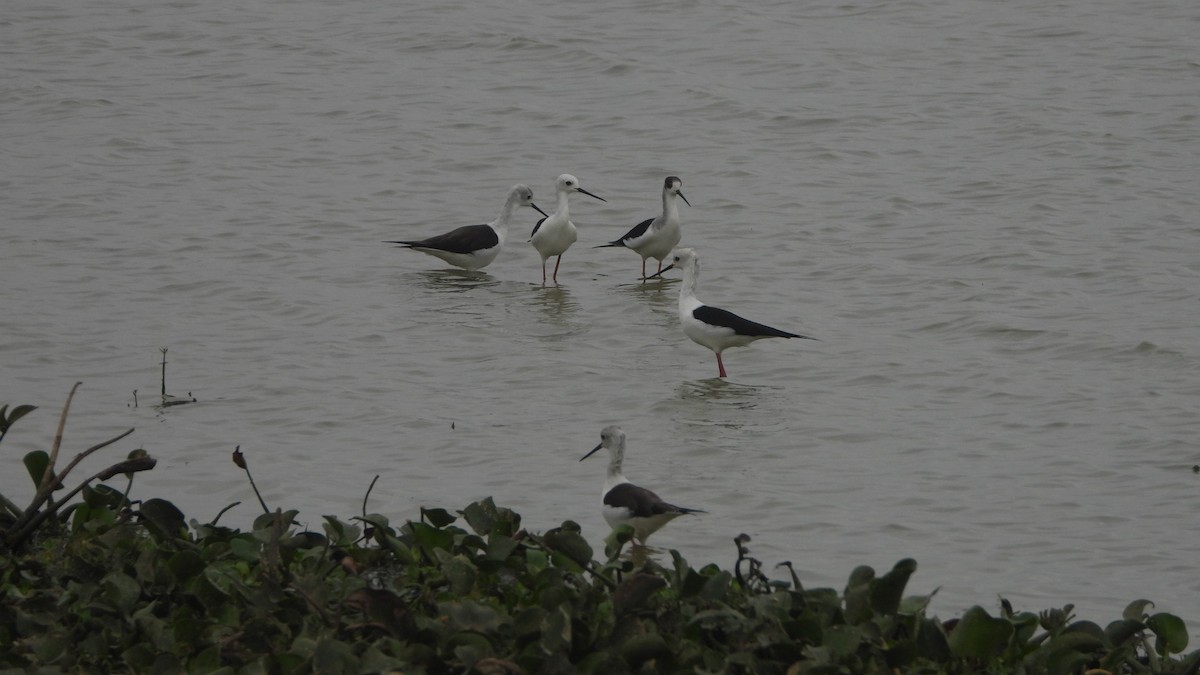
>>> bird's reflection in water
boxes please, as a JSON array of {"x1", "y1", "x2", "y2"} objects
[
  {"x1": 532, "y1": 284, "x2": 578, "y2": 320},
  {"x1": 675, "y1": 377, "x2": 767, "y2": 405},
  {"x1": 411, "y1": 268, "x2": 501, "y2": 293}
]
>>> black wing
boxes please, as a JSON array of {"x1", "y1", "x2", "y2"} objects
[
  {"x1": 596, "y1": 217, "x2": 654, "y2": 248},
  {"x1": 387, "y1": 224, "x2": 497, "y2": 254},
  {"x1": 530, "y1": 216, "x2": 548, "y2": 239},
  {"x1": 693, "y1": 305, "x2": 812, "y2": 339},
  {"x1": 605, "y1": 483, "x2": 703, "y2": 518}
]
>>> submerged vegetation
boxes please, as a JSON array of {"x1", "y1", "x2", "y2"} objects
[{"x1": 1, "y1": 392, "x2": 1197, "y2": 674}]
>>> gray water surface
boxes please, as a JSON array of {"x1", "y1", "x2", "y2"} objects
[{"x1": 2, "y1": 0, "x2": 1198, "y2": 633}]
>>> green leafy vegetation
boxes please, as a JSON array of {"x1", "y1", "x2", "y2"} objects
[{"x1": 2, "y1": 394, "x2": 1197, "y2": 674}]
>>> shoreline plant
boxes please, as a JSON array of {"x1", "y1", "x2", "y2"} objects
[{"x1": 1, "y1": 392, "x2": 1196, "y2": 674}]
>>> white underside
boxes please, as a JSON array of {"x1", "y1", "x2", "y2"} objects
[
  {"x1": 627, "y1": 222, "x2": 680, "y2": 262},
  {"x1": 680, "y1": 298, "x2": 764, "y2": 353},
  {"x1": 530, "y1": 217, "x2": 578, "y2": 261},
  {"x1": 412, "y1": 244, "x2": 500, "y2": 271},
  {"x1": 601, "y1": 504, "x2": 682, "y2": 542}
]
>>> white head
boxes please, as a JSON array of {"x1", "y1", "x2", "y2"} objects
[
  {"x1": 663, "y1": 176, "x2": 691, "y2": 207},
  {"x1": 580, "y1": 425, "x2": 626, "y2": 467},
  {"x1": 650, "y1": 247, "x2": 699, "y2": 279},
  {"x1": 507, "y1": 184, "x2": 548, "y2": 217},
  {"x1": 556, "y1": 174, "x2": 606, "y2": 202}
]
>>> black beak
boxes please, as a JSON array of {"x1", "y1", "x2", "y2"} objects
[
  {"x1": 580, "y1": 441, "x2": 604, "y2": 461},
  {"x1": 576, "y1": 188, "x2": 607, "y2": 203},
  {"x1": 530, "y1": 202, "x2": 550, "y2": 218},
  {"x1": 677, "y1": 191, "x2": 691, "y2": 207},
  {"x1": 641, "y1": 263, "x2": 676, "y2": 281}
]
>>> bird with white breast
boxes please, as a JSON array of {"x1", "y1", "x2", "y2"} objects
[
  {"x1": 647, "y1": 248, "x2": 815, "y2": 378},
  {"x1": 595, "y1": 176, "x2": 690, "y2": 280},
  {"x1": 579, "y1": 425, "x2": 704, "y2": 545},
  {"x1": 529, "y1": 174, "x2": 607, "y2": 284},
  {"x1": 386, "y1": 184, "x2": 548, "y2": 271}
]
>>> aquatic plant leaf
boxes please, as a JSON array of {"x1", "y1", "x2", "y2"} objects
[
  {"x1": 0, "y1": 404, "x2": 37, "y2": 433},
  {"x1": 1147, "y1": 613, "x2": 1189, "y2": 655},
  {"x1": 141, "y1": 498, "x2": 187, "y2": 540},
  {"x1": 443, "y1": 600, "x2": 502, "y2": 632},
  {"x1": 948, "y1": 606, "x2": 1013, "y2": 660},
  {"x1": 485, "y1": 533, "x2": 520, "y2": 561},
  {"x1": 22, "y1": 450, "x2": 54, "y2": 489},
  {"x1": 871, "y1": 558, "x2": 917, "y2": 616},
  {"x1": 1123, "y1": 599, "x2": 1155, "y2": 620},
  {"x1": 167, "y1": 549, "x2": 207, "y2": 583},
  {"x1": 442, "y1": 553, "x2": 478, "y2": 596},
  {"x1": 1104, "y1": 618, "x2": 1146, "y2": 646},
  {"x1": 824, "y1": 624, "x2": 866, "y2": 657},
  {"x1": 544, "y1": 527, "x2": 593, "y2": 570},
  {"x1": 462, "y1": 498, "x2": 498, "y2": 535},
  {"x1": 613, "y1": 572, "x2": 667, "y2": 616},
  {"x1": 314, "y1": 637, "x2": 358, "y2": 675},
  {"x1": 101, "y1": 571, "x2": 142, "y2": 614},
  {"x1": 1044, "y1": 647, "x2": 1090, "y2": 675},
  {"x1": 421, "y1": 507, "x2": 457, "y2": 528},
  {"x1": 621, "y1": 633, "x2": 670, "y2": 668}
]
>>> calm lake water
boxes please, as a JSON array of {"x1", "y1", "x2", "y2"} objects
[{"x1": 3, "y1": 0, "x2": 1198, "y2": 636}]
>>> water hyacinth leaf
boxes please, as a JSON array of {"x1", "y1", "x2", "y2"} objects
[
  {"x1": 313, "y1": 637, "x2": 359, "y2": 675},
  {"x1": 22, "y1": 450, "x2": 54, "y2": 490},
  {"x1": 1010, "y1": 610, "x2": 1040, "y2": 643},
  {"x1": 604, "y1": 524, "x2": 634, "y2": 559},
  {"x1": 141, "y1": 498, "x2": 187, "y2": 540},
  {"x1": 167, "y1": 549, "x2": 207, "y2": 583},
  {"x1": 824, "y1": 624, "x2": 866, "y2": 658},
  {"x1": 1045, "y1": 647, "x2": 1091, "y2": 675},
  {"x1": 947, "y1": 606, "x2": 1013, "y2": 660},
  {"x1": 613, "y1": 572, "x2": 667, "y2": 616},
  {"x1": 443, "y1": 600, "x2": 502, "y2": 632},
  {"x1": 1104, "y1": 618, "x2": 1146, "y2": 646},
  {"x1": 544, "y1": 527, "x2": 593, "y2": 569},
  {"x1": 442, "y1": 554, "x2": 478, "y2": 596},
  {"x1": 871, "y1": 558, "x2": 917, "y2": 616},
  {"x1": 406, "y1": 520, "x2": 455, "y2": 553},
  {"x1": 421, "y1": 506, "x2": 457, "y2": 528},
  {"x1": 485, "y1": 533, "x2": 519, "y2": 561},
  {"x1": 461, "y1": 497, "x2": 508, "y2": 535},
  {"x1": 1, "y1": 403, "x2": 37, "y2": 428},
  {"x1": 1123, "y1": 599, "x2": 1155, "y2": 621},
  {"x1": 621, "y1": 633, "x2": 670, "y2": 668},
  {"x1": 102, "y1": 571, "x2": 143, "y2": 614},
  {"x1": 1147, "y1": 613, "x2": 1189, "y2": 656}
]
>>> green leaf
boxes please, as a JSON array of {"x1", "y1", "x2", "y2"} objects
[
  {"x1": 1123, "y1": 598, "x2": 1155, "y2": 621},
  {"x1": 313, "y1": 638, "x2": 358, "y2": 675},
  {"x1": 1104, "y1": 618, "x2": 1145, "y2": 647},
  {"x1": 544, "y1": 527, "x2": 594, "y2": 570},
  {"x1": 462, "y1": 498, "x2": 498, "y2": 535},
  {"x1": 1147, "y1": 612, "x2": 1189, "y2": 656},
  {"x1": 421, "y1": 507, "x2": 457, "y2": 528},
  {"x1": 141, "y1": 498, "x2": 187, "y2": 540},
  {"x1": 871, "y1": 558, "x2": 917, "y2": 616},
  {"x1": 948, "y1": 606, "x2": 1013, "y2": 661},
  {"x1": 22, "y1": 450, "x2": 54, "y2": 489},
  {"x1": 485, "y1": 533, "x2": 519, "y2": 561},
  {"x1": 1, "y1": 404, "x2": 37, "y2": 433}
]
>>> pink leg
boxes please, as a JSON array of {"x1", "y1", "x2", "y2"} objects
[
  {"x1": 541, "y1": 261, "x2": 547, "y2": 285},
  {"x1": 640, "y1": 258, "x2": 647, "y2": 281},
  {"x1": 552, "y1": 255, "x2": 563, "y2": 283},
  {"x1": 716, "y1": 352, "x2": 727, "y2": 378}
]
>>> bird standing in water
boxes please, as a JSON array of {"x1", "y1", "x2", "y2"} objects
[
  {"x1": 596, "y1": 176, "x2": 689, "y2": 279},
  {"x1": 648, "y1": 248, "x2": 815, "y2": 378},
  {"x1": 386, "y1": 184, "x2": 547, "y2": 271},
  {"x1": 530, "y1": 174, "x2": 606, "y2": 284}
]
